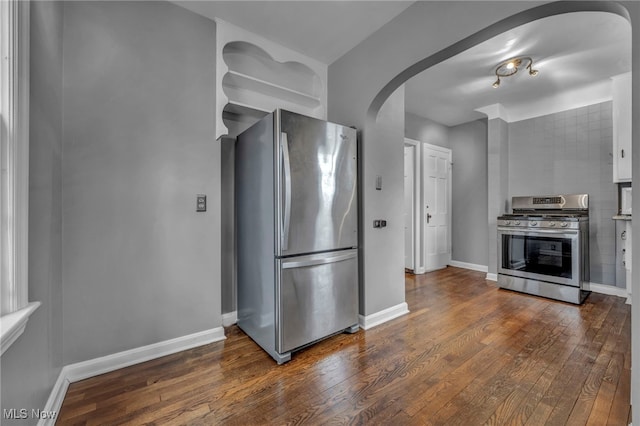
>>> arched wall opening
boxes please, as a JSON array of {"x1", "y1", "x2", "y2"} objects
[
  {"x1": 354, "y1": 0, "x2": 636, "y2": 415},
  {"x1": 367, "y1": 1, "x2": 631, "y2": 120}
]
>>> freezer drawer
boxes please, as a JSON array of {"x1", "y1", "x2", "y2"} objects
[{"x1": 277, "y1": 249, "x2": 358, "y2": 354}]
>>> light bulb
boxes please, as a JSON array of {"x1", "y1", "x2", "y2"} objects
[
  {"x1": 506, "y1": 62, "x2": 515, "y2": 70},
  {"x1": 492, "y1": 79, "x2": 500, "y2": 88}
]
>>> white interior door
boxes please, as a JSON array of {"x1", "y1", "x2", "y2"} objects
[
  {"x1": 404, "y1": 145, "x2": 415, "y2": 270},
  {"x1": 423, "y1": 144, "x2": 451, "y2": 272}
]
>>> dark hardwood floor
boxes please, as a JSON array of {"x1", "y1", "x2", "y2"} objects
[{"x1": 57, "y1": 267, "x2": 631, "y2": 425}]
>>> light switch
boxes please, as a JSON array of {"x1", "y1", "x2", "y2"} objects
[
  {"x1": 373, "y1": 219, "x2": 387, "y2": 228},
  {"x1": 376, "y1": 175, "x2": 382, "y2": 190},
  {"x1": 197, "y1": 194, "x2": 206, "y2": 212}
]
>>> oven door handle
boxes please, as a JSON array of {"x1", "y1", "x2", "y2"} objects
[{"x1": 498, "y1": 228, "x2": 579, "y2": 238}]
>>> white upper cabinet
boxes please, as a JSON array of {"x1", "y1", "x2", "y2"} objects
[
  {"x1": 612, "y1": 72, "x2": 632, "y2": 183},
  {"x1": 215, "y1": 19, "x2": 327, "y2": 139}
]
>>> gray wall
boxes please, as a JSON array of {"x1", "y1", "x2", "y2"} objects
[
  {"x1": 405, "y1": 112, "x2": 450, "y2": 149},
  {"x1": 61, "y1": 1, "x2": 221, "y2": 363},
  {"x1": 221, "y1": 137, "x2": 236, "y2": 315},
  {"x1": 328, "y1": 2, "x2": 535, "y2": 316},
  {"x1": 508, "y1": 102, "x2": 618, "y2": 286},
  {"x1": 1, "y1": 1, "x2": 64, "y2": 421},
  {"x1": 404, "y1": 113, "x2": 488, "y2": 268},
  {"x1": 449, "y1": 119, "x2": 488, "y2": 267},
  {"x1": 360, "y1": 87, "x2": 406, "y2": 315},
  {"x1": 623, "y1": 1, "x2": 640, "y2": 419}
]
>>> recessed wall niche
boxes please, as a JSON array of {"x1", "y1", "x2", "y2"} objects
[{"x1": 215, "y1": 18, "x2": 327, "y2": 139}]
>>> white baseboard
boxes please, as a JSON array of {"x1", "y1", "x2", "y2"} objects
[
  {"x1": 486, "y1": 273, "x2": 498, "y2": 282},
  {"x1": 448, "y1": 260, "x2": 488, "y2": 273},
  {"x1": 40, "y1": 369, "x2": 70, "y2": 426},
  {"x1": 584, "y1": 282, "x2": 629, "y2": 300},
  {"x1": 359, "y1": 302, "x2": 409, "y2": 330},
  {"x1": 222, "y1": 311, "x2": 238, "y2": 326},
  {"x1": 39, "y1": 327, "x2": 226, "y2": 426}
]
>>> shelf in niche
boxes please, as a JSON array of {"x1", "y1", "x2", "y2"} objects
[
  {"x1": 223, "y1": 70, "x2": 321, "y2": 110},
  {"x1": 222, "y1": 41, "x2": 322, "y2": 97},
  {"x1": 223, "y1": 102, "x2": 269, "y2": 120},
  {"x1": 223, "y1": 86, "x2": 324, "y2": 121},
  {"x1": 223, "y1": 103, "x2": 269, "y2": 137},
  {"x1": 216, "y1": 38, "x2": 326, "y2": 138}
]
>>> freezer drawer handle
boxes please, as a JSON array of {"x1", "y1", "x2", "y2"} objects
[
  {"x1": 281, "y1": 132, "x2": 292, "y2": 251},
  {"x1": 282, "y1": 251, "x2": 357, "y2": 269}
]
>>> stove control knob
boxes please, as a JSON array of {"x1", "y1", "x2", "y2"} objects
[
  {"x1": 514, "y1": 221, "x2": 521, "y2": 225},
  {"x1": 530, "y1": 221, "x2": 538, "y2": 226},
  {"x1": 504, "y1": 220, "x2": 511, "y2": 225},
  {"x1": 561, "y1": 222, "x2": 569, "y2": 228},
  {"x1": 548, "y1": 222, "x2": 556, "y2": 227}
]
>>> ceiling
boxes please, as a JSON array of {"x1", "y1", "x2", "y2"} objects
[
  {"x1": 173, "y1": 1, "x2": 414, "y2": 64},
  {"x1": 404, "y1": 11, "x2": 632, "y2": 126},
  {"x1": 173, "y1": 2, "x2": 632, "y2": 127}
]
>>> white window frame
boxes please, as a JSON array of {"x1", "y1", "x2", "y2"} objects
[{"x1": 0, "y1": 0, "x2": 39, "y2": 356}]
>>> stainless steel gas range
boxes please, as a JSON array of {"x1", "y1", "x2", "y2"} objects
[{"x1": 497, "y1": 194, "x2": 590, "y2": 304}]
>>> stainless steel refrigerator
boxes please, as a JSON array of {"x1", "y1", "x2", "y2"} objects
[{"x1": 235, "y1": 109, "x2": 359, "y2": 364}]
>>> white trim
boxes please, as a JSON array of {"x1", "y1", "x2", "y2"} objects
[
  {"x1": 448, "y1": 260, "x2": 488, "y2": 273},
  {"x1": 1, "y1": 0, "x2": 30, "y2": 314},
  {"x1": 486, "y1": 273, "x2": 498, "y2": 282},
  {"x1": 404, "y1": 137, "x2": 424, "y2": 274},
  {"x1": 39, "y1": 368, "x2": 70, "y2": 426},
  {"x1": 0, "y1": 301, "x2": 40, "y2": 355},
  {"x1": 39, "y1": 327, "x2": 226, "y2": 426},
  {"x1": 404, "y1": 138, "x2": 418, "y2": 272},
  {"x1": 222, "y1": 311, "x2": 237, "y2": 326},
  {"x1": 1, "y1": 0, "x2": 33, "y2": 356},
  {"x1": 584, "y1": 282, "x2": 629, "y2": 299},
  {"x1": 477, "y1": 81, "x2": 613, "y2": 124},
  {"x1": 358, "y1": 302, "x2": 409, "y2": 330},
  {"x1": 475, "y1": 103, "x2": 510, "y2": 122},
  {"x1": 64, "y1": 327, "x2": 226, "y2": 383}
]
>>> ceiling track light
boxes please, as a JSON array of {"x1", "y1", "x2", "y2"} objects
[{"x1": 492, "y1": 56, "x2": 539, "y2": 88}]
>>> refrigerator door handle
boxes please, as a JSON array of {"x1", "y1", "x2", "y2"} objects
[
  {"x1": 281, "y1": 132, "x2": 292, "y2": 251},
  {"x1": 282, "y1": 251, "x2": 357, "y2": 269}
]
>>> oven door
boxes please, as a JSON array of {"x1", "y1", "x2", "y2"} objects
[{"x1": 497, "y1": 227, "x2": 581, "y2": 287}]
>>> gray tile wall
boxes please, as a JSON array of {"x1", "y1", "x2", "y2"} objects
[{"x1": 508, "y1": 101, "x2": 618, "y2": 287}]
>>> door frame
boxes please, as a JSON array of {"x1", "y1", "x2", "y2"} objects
[
  {"x1": 404, "y1": 138, "x2": 424, "y2": 274},
  {"x1": 403, "y1": 142, "x2": 416, "y2": 272}
]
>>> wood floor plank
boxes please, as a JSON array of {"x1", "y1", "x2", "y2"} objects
[
  {"x1": 56, "y1": 267, "x2": 631, "y2": 425},
  {"x1": 484, "y1": 304, "x2": 586, "y2": 425}
]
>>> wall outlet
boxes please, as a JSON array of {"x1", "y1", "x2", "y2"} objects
[{"x1": 196, "y1": 194, "x2": 206, "y2": 212}]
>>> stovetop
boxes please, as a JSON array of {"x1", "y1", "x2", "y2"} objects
[
  {"x1": 499, "y1": 213, "x2": 588, "y2": 221},
  {"x1": 498, "y1": 194, "x2": 589, "y2": 230},
  {"x1": 497, "y1": 214, "x2": 588, "y2": 230}
]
